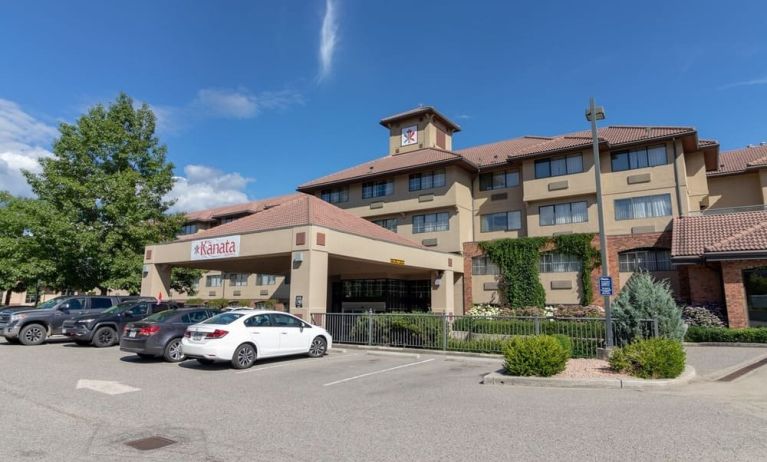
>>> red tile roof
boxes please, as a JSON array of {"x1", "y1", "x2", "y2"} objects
[
  {"x1": 298, "y1": 148, "x2": 471, "y2": 189},
  {"x1": 180, "y1": 193, "x2": 426, "y2": 249},
  {"x1": 671, "y1": 210, "x2": 767, "y2": 257},
  {"x1": 184, "y1": 194, "x2": 300, "y2": 222},
  {"x1": 707, "y1": 144, "x2": 767, "y2": 177}
]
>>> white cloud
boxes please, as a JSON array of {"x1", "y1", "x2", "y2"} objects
[
  {"x1": 721, "y1": 76, "x2": 767, "y2": 89},
  {"x1": 0, "y1": 99, "x2": 57, "y2": 197},
  {"x1": 192, "y1": 88, "x2": 303, "y2": 119},
  {"x1": 166, "y1": 164, "x2": 254, "y2": 213},
  {"x1": 318, "y1": 0, "x2": 339, "y2": 81}
]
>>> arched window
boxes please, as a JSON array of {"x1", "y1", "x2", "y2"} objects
[
  {"x1": 539, "y1": 253, "x2": 582, "y2": 273},
  {"x1": 618, "y1": 249, "x2": 671, "y2": 272}
]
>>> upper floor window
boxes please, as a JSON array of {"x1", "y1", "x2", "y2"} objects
[
  {"x1": 320, "y1": 187, "x2": 349, "y2": 204},
  {"x1": 611, "y1": 145, "x2": 667, "y2": 172},
  {"x1": 480, "y1": 211, "x2": 522, "y2": 232},
  {"x1": 539, "y1": 201, "x2": 588, "y2": 226},
  {"x1": 413, "y1": 212, "x2": 449, "y2": 233},
  {"x1": 409, "y1": 169, "x2": 446, "y2": 191},
  {"x1": 479, "y1": 170, "x2": 520, "y2": 191},
  {"x1": 180, "y1": 223, "x2": 198, "y2": 235},
  {"x1": 256, "y1": 274, "x2": 277, "y2": 286},
  {"x1": 229, "y1": 273, "x2": 248, "y2": 287},
  {"x1": 614, "y1": 194, "x2": 672, "y2": 221},
  {"x1": 362, "y1": 179, "x2": 394, "y2": 199},
  {"x1": 535, "y1": 154, "x2": 583, "y2": 179},
  {"x1": 206, "y1": 275, "x2": 222, "y2": 287},
  {"x1": 619, "y1": 249, "x2": 672, "y2": 272},
  {"x1": 472, "y1": 256, "x2": 499, "y2": 275},
  {"x1": 539, "y1": 253, "x2": 582, "y2": 273},
  {"x1": 372, "y1": 218, "x2": 398, "y2": 232}
]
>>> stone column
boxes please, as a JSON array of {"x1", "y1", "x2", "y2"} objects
[
  {"x1": 288, "y1": 249, "x2": 328, "y2": 322},
  {"x1": 140, "y1": 263, "x2": 172, "y2": 301},
  {"x1": 431, "y1": 269, "x2": 455, "y2": 315}
]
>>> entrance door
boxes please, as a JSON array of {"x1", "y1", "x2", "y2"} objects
[{"x1": 744, "y1": 267, "x2": 767, "y2": 326}]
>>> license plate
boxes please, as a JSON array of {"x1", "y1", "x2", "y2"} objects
[
  {"x1": 128, "y1": 331, "x2": 137, "y2": 338},
  {"x1": 192, "y1": 332, "x2": 203, "y2": 341}
]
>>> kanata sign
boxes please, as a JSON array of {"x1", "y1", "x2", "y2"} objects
[{"x1": 191, "y1": 235, "x2": 241, "y2": 261}]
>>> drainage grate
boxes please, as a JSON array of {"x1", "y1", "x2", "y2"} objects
[
  {"x1": 718, "y1": 357, "x2": 767, "y2": 382},
  {"x1": 125, "y1": 436, "x2": 177, "y2": 451}
]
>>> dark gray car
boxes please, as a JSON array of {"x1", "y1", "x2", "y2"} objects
[{"x1": 119, "y1": 308, "x2": 218, "y2": 362}]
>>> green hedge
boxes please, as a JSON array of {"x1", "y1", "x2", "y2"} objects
[
  {"x1": 350, "y1": 313, "x2": 444, "y2": 348},
  {"x1": 685, "y1": 326, "x2": 767, "y2": 343},
  {"x1": 503, "y1": 335, "x2": 569, "y2": 377},
  {"x1": 609, "y1": 338, "x2": 686, "y2": 379},
  {"x1": 453, "y1": 318, "x2": 605, "y2": 337}
]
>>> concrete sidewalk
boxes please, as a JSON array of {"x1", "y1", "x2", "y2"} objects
[{"x1": 684, "y1": 345, "x2": 767, "y2": 380}]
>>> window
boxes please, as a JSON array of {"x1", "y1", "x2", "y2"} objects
[
  {"x1": 372, "y1": 218, "x2": 398, "y2": 232},
  {"x1": 244, "y1": 314, "x2": 271, "y2": 327},
  {"x1": 91, "y1": 298, "x2": 113, "y2": 309},
  {"x1": 480, "y1": 211, "x2": 522, "y2": 232},
  {"x1": 535, "y1": 154, "x2": 583, "y2": 178},
  {"x1": 206, "y1": 275, "x2": 222, "y2": 287},
  {"x1": 472, "y1": 256, "x2": 499, "y2": 275},
  {"x1": 202, "y1": 312, "x2": 244, "y2": 325},
  {"x1": 409, "y1": 169, "x2": 446, "y2": 191},
  {"x1": 611, "y1": 145, "x2": 667, "y2": 172},
  {"x1": 256, "y1": 274, "x2": 276, "y2": 285},
  {"x1": 320, "y1": 187, "x2": 349, "y2": 204},
  {"x1": 539, "y1": 201, "x2": 588, "y2": 226},
  {"x1": 129, "y1": 303, "x2": 149, "y2": 316},
  {"x1": 362, "y1": 179, "x2": 394, "y2": 199},
  {"x1": 269, "y1": 313, "x2": 302, "y2": 327},
  {"x1": 25, "y1": 291, "x2": 37, "y2": 304},
  {"x1": 619, "y1": 249, "x2": 672, "y2": 272},
  {"x1": 181, "y1": 310, "x2": 210, "y2": 324},
  {"x1": 479, "y1": 170, "x2": 520, "y2": 191},
  {"x1": 539, "y1": 253, "x2": 582, "y2": 273},
  {"x1": 614, "y1": 194, "x2": 672, "y2": 221},
  {"x1": 229, "y1": 273, "x2": 248, "y2": 287},
  {"x1": 412, "y1": 212, "x2": 449, "y2": 233},
  {"x1": 180, "y1": 223, "x2": 198, "y2": 235},
  {"x1": 219, "y1": 216, "x2": 240, "y2": 224}
]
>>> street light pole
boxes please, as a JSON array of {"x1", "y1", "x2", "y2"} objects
[{"x1": 586, "y1": 97, "x2": 613, "y2": 348}]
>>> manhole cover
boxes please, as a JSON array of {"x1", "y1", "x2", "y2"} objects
[{"x1": 124, "y1": 436, "x2": 177, "y2": 451}]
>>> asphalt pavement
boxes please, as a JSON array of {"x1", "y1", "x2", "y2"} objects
[{"x1": 1, "y1": 339, "x2": 766, "y2": 461}]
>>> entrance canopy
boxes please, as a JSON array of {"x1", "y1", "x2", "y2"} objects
[{"x1": 142, "y1": 194, "x2": 461, "y2": 318}]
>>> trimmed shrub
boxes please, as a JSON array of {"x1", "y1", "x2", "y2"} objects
[
  {"x1": 612, "y1": 271, "x2": 685, "y2": 342},
  {"x1": 205, "y1": 299, "x2": 230, "y2": 309},
  {"x1": 681, "y1": 306, "x2": 725, "y2": 327},
  {"x1": 609, "y1": 338, "x2": 686, "y2": 379},
  {"x1": 685, "y1": 326, "x2": 767, "y2": 343},
  {"x1": 350, "y1": 312, "x2": 444, "y2": 348},
  {"x1": 447, "y1": 338, "x2": 505, "y2": 354},
  {"x1": 185, "y1": 298, "x2": 203, "y2": 306},
  {"x1": 553, "y1": 304, "x2": 605, "y2": 318},
  {"x1": 551, "y1": 334, "x2": 573, "y2": 358},
  {"x1": 503, "y1": 335, "x2": 569, "y2": 377}
]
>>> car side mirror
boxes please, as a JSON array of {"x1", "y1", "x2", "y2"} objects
[{"x1": 300, "y1": 324, "x2": 304, "y2": 332}]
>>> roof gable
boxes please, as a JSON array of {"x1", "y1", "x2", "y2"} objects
[{"x1": 672, "y1": 210, "x2": 767, "y2": 257}]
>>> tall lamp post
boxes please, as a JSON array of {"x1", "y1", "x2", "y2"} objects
[{"x1": 585, "y1": 97, "x2": 613, "y2": 348}]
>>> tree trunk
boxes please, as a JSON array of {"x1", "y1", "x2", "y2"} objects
[
  {"x1": 3, "y1": 290, "x2": 10, "y2": 306},
  {"x1": 99, "y1": 287, "x2": 108, "y2": 296}
]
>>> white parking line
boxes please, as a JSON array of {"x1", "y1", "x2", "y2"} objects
[
  {"x1": 234, "y1": 353, "x2": 361, "y2": 374},
  {"x1": 323, "y1": 358, "x2": 435, "y2": 386}
]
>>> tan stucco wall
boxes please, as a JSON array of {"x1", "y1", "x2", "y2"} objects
[
  {"x1": 684, "y1": 150, "x2": 710, "y2": 211},
  {"x1": 707, "y1": 173, "x2": 763, "y2": 210},
  {"x1": 521, "y1": 150, "x2": 596, "y2": 202},
  {"x1": 540, "y1": 272, "x2": 582, "y2": 305},
  {"x1": 387, "y1": 117, "x2": 452, "y2": 155}
]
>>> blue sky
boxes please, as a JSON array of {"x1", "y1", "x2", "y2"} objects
[{"x1": 1, "y1": 0, "x2": 766, "y2": 211}]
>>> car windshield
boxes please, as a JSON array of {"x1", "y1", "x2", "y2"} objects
[
  {"x1": 35, "y1": 297, "x2": 66, "y2": 310},
  {"x1": 142, "y1": 310, "x2": 177, "y2": 323},
  {"x1": 101, "y1": 302, "x2": 138, "y2": 315},
  {"x1": 202, "y1": 313, "x2": 244, "y2": 325}
]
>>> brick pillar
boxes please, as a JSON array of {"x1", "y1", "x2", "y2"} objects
[{"x1": 721, "y1": 262, "x2": 748, "y2": 328}]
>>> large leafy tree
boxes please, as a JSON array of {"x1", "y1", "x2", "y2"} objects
[{"x1": 23, "y1": 93, "x2": 186, "y2": 294}]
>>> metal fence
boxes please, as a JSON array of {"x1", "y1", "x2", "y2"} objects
[{"x1": 311, "y1": 312, "x2": 658, "y2": 358}]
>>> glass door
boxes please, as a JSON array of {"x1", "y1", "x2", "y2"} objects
[{"x1": 744, "y1": 268, "x2": 767, "y2": 326}]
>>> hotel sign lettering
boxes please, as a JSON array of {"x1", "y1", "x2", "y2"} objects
[
  {"x1": 390, "y1": 258, "x2": 405, "y2": 265},
  {"x1": 191, "y1": 235, "x2": 241, "y2": 261}
]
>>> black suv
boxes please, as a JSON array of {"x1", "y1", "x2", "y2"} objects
[
  {"x1": 62, "y1": 299, "x2": 171, "y2": 347},
  {"x1": 0, "y1": 295, "x2": 151, "y2": 345}
]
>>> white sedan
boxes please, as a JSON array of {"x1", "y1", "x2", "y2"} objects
[{"x1": 181, "y1": 310, "x2": 332, "y2": 369}]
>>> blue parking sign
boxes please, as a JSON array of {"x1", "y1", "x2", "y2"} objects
[{"x1": 599, "y1": 276, "x2": 613, "y2": 296}]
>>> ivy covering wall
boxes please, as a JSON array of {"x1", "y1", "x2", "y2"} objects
[{"x1": 479, "y1": 234, "x2": 599, "y2": 307}]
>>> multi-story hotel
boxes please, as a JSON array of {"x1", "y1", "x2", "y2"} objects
[{"x1": 11, "y1": 107, "x2": 767, "y2": 327}]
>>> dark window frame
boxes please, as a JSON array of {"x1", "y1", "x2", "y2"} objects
[{"x1": 534, "y1": 153, "x2": 584, "y2": 179}]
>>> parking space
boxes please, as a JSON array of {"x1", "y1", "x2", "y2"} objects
[{"x1": 2, "y1": 339, "x2": 767, "y2": 461}]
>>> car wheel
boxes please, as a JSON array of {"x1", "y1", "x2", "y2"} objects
[
  {"x1": 19, "y1": 324, "x2": 47, "y2": 346},
  {"x1": 231, "y1": 343, "x2": 257, "y2": 369},
  {"x1": 308, "y1": 336, "x2": 327, "y2": 358},
  {"x1": 163, "y1": 338, "x2": 185, "y2": 363},
  {"x1": 137, "y1": 353, "x2": 154, "y2": 360},
  {"x1": 92, "y1": 326, "x2": 117, "y2": 348}
]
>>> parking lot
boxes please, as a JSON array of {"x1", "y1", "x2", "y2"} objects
[{"x1": 1, "y1": 340, "x2": 767, "y2": 461}]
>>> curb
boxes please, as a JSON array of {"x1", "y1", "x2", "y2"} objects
[
  {"x1": 365, "y1": 350, "x2": 421, "y2": 359},
  {"x1": 334, "y1": 343, "x2": 503, "y2": 361},
  {"x1": 702, "y1": 352, "x2": 767, "y2": 381},
  {"x1": 684, "y1": 342, "x2": 767, "y2": 348},
  {"x1": 482, "y1": 365, "x2": 696, "y2": 389}
]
